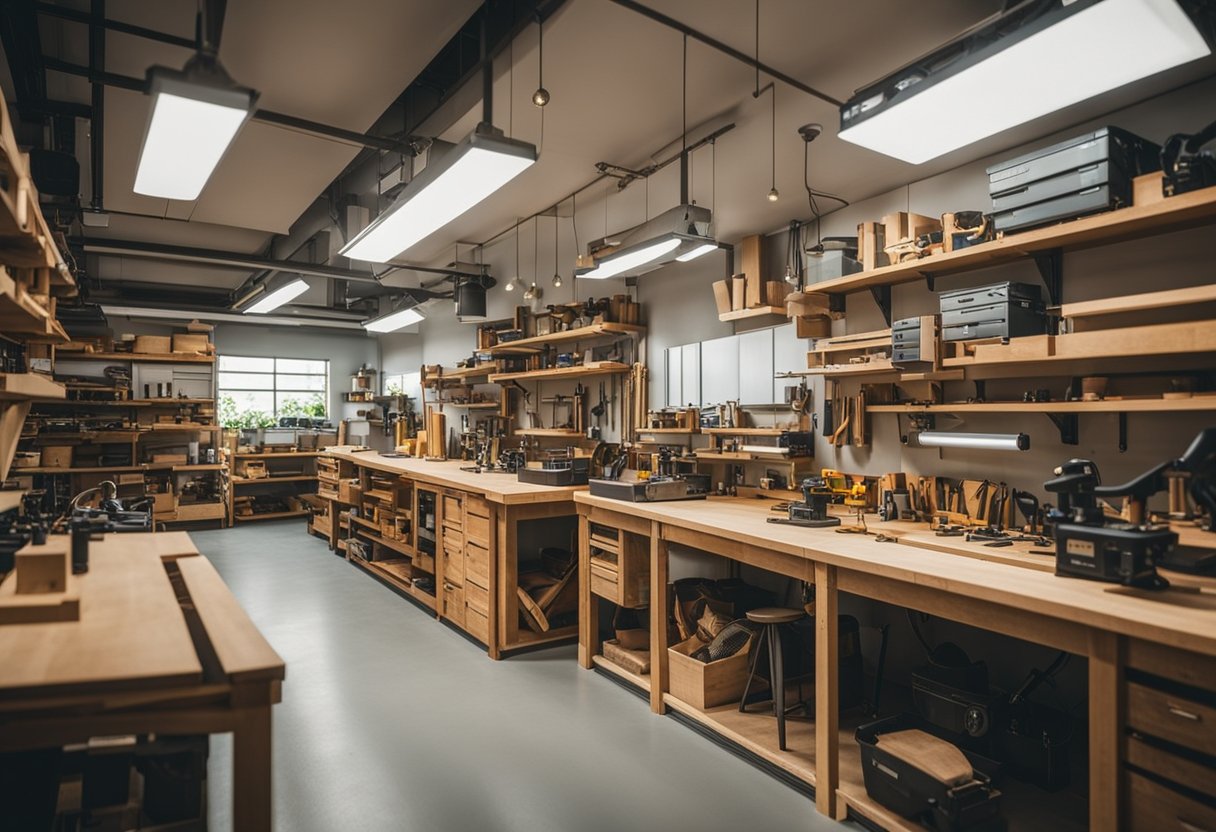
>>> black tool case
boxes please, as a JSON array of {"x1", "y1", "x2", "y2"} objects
[
  {"x1": 939, "y1": 282, "x2": 1045, "y2": 342},
  {"x1": 856, "y1": 714, "x2": 1006, "y2": 832},
  {"x1": 517, "y1": 459, "x2": 590, "y2": 486},
  {"x1": 987, "y1": 126, "x2": 1160, "y2": 233}
]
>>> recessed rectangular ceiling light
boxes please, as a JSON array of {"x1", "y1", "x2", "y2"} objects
[
  {"x1": 134, "y1": 64, "x2": 256, "y2": 200},
  {"x1": 838, "y1": 0, "x2": 1211, "y2": 164},
  {"x1": 243, "y1": 277, "x2": 310, "y2": 315},
  {"x1": 675, "y1": 242, "x2": 719, "y2": 262},
  {"x1": 341, "y1": 125, "x2": 538, "y2": 263},
  {"x1": 580, "y1": 237, "x2": 682, "y2": 280},
  {"x1": 363, "y1": 306, "x2": 425, "y2": 333}
]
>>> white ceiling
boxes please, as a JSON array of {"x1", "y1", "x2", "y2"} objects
[{"x1": 15, "y1": 0, "x2": 1216, "y2": 294}]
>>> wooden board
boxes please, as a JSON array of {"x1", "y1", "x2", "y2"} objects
[
  {"x1": 0, "y1": 571, "x2": 79, "y2": 624},
  {"x1": 1059, "y1": 283, "x2": 1216, "y2": 319},
  {"x1": 175, "y1": 556, "x2": 284, "y2": 683},
  {"x1": 483, "y1": 322, "x2": 645, "y2": 354},
  {"x1": 488, "y1": 361, "x2": 631, "y2": 384}
]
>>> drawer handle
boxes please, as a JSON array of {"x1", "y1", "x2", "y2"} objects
[{"x1": 1167, "y1": 704, "x2": 1201, "y2": 722}]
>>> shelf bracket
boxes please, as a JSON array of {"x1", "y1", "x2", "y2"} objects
[
  {"x1": 1033, "y1": 248, "x2": 1064, "y2": 306},
  {"x1": 870, "y1": 285, "x2": 892, "y2": 326},
  {"x1": 921, "y1": 272, "x2": 936, "y2": 292},
  {"x1": 1045, "y1": 412, "x2": 1079, "y2": 446},
  {"x1": 828, "y1": 293, "x2": 846, "y2": 315},
  {"x1": 972, "y1": 380, "x2": 986, "y2": 402},
  {"x1": 1118, "y1": 412, "x2": 1128, "y2": 453}
]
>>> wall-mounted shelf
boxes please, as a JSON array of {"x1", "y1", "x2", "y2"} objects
[
  {"x1": 489, "y1": 362, "x2": 630, "y2": 384},
  {"x1": 717, "y1": 306, "x2": 787, "y2": 322},
  {"x1": 54, "y1": 352, "x2": 215, "y2": 364},
  {"x1": 234, "y1": 451, "x2": 325, "y2": 459},
  {"x1": 0, "y1": 373, "x2": 65, "y2": 401},
  {"x1": 0, "y1": 267, "x2": 69, "y2": 343},
  {"x1": 436, "y1": 401, "x2": 501, "y2": 410},
  {"x1": 232, "y1": 475, "x2": 318, "y2": 485},
  {"x1": 869, "y1": 397, "x2": 1216, "y2": 414},
  {"x1": 0, "y1": 491, "x2": 23, "y2": 513},
  {"x1": 423, "y1": 365, "x2": 494, "y2": 387},
  {"x1": 701, "y1": 427, "x2": 791, "y2": 436},
  {"x1": 514, "y1": 428, "x2": 584, "y2": 437},
  {"x1": 483, "y1": 322, "x2": 646, "y2": 354},
  {"x1": 636, "y1": 427, "x2": 701, "y2": 435},
  {"x1": 806, "y1": 184, "x2": 1216, "y2": 304}
]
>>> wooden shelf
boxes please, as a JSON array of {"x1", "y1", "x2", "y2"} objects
[
  {"x1": 147, "y1": 424, "x2": 221, "y2": 432},
  {"x1": 437, "y1": 401, "x2": 501, "y2": 409},
  {"x1": 234, "y1": 451, "x2": 324, "y2": 459},
  {"x1": 0, "y1": 267, "x2": 69, "y2": 343},
  {"x1": 806, "y1": 183, "x2": 1216, "y2": 298},
  {"x1": 489, "y1": 362, "x2": 631, "y2": 384},
  {"x1": 423, "y1": 365, "x2": 494, "y2": 386},
  {"x1": 130, "y1": 398, "x2": 214, "y2": 405},
  {"x1": 352, "y1": 556, "x2": 437, "y2": 611},
  {"x1": 591, "y1": 653, "x2": 650, "y2": 692},
  {"x1": 234, "y1": 510, "x2": 310, "y2": 522},
  {"x1": 636, "y1": 427, "x2": 701, "y2": 435},
  {"x1": 693, "y1": 451, "x2": 804, "y2": 463},
  {"x1": 514, "y1": 428, "x2": 583, "y2": 437},
  {"x1": 352, "y1": 527, "x2": 414, "y2": 558},
  {"x1": 19, "y1": 462, "x2": 225, "y2": 475},
  {"x1": 702, "y1": 427, "x2": 791, "y2": 436},
  {"x1": 0, "y1": 491, "x2": 23, "y2": 513},
  {"x1": 718, "y1": 305, "x2": 788, "y2": 322},
  {"x1": 232, "y1": 475, "x2": 318, "y2": 485},
  {"x1": 54, "y1": 352, "x2": 215, "y2": 364},
  {"x1": 869, "y1": 396, "x2": 1216, "y2": 414},
  {"x1": 0, "y1": 373, "x2": 64, "y2": 401},
  {"x1": 484, "y1": 322, "x2": 646, "y2": 354},
  {"x1": 32, "y1": 399, "x2": 152, "y2": 407},
  {"x1": 787, "y1": 360, "x2": 896, "y2": 378}
]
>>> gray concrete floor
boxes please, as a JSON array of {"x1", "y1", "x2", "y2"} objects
[{"x1": 192, "y1": 522, "x2": 856, "y2": 832}]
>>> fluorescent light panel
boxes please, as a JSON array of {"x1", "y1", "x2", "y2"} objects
[
  {"x1": 676, "y1": 242, "x2": 719, "y2": 262},
  {"x1": 363, "y1": 306, "x2": 425, "y2": 333},
  {"x1": 134, "y1": 67, "x2": 254, "y2": 200},
  {"x1": 580, "y1": 237, "x2": 682, "y2": 280},
  {"x1": 917, "y1": 431, "x2": 1030, "y2": 452},
  {"x1": 243, "y1": 278, "x2": 310, "y2": 314},
  {"x1": 839, "y1": 0, "x2": 1210, "y2": 164},
  {"x1": 342, "y1": 129, "x2": 537, "y2": 263}
]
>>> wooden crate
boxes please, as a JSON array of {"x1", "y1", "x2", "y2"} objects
[
  {"x1": 668, "y1": 635, "x2": 753, "y2": 710},
  {"x1": 175, "y1": 502, "x2": 225, "y2": 521}
]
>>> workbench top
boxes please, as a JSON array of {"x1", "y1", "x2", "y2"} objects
[
  {"x1": 575, "y1": 492, "x2": 1216, "y2": 658},
  {"x1": 0, "y1": 531, "x2": 284, "y2": 701},
  {"x1": 325, "y1": 447, "x2": 585, "y2": 505}
]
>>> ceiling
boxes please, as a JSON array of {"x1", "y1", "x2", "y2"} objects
[{"x1": 6, "y1": 0, "x2": 1215, "y2": 304}]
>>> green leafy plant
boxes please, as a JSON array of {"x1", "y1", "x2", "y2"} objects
[
  {"x1": 279, "y1": 394, "x2": 326, "y2": 418},
  {"x1": 218, "y1": 395, "x2": 278, "y2": 429}
]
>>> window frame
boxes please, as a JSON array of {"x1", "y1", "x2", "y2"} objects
[{"x1": 217, "y1": 355, "x2": 330, "y2": 420}]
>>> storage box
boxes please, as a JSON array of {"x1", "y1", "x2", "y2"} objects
[
  {"x1": 731, "y1": 275, "x2": 746, "y2": 311},
  {"x1": 171, "y1": 333, "x2": 211, "y2": 354},
  {"x1": 175, "y1": 502, "x2": 225, "y2": 521},
  {"x1": 15, "y1": 545, "x2": 68, "y2": 594},
  {"x1": 805, "y1": 250, "x2": 863, "y2": 285},
  {"x1": 150, "y1": 491, "x2": 177, "y2": 514},
  {"x1": 668, "y1": 635, "x2": 752, "y2": 709},
  {"x1": 41, "y1": 446, "x2": 73, "y2": 468},
  {"x1": 339, "y1": 479, "x2": 362, "y2": 504},
  {"x1": 133, "y1": 335, "x2": 172, "y2": 354},
  {"x1": 712, "y1": 280, "x2": 732, "y2": 315}
]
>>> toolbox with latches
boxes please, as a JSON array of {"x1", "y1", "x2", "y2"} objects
[{"x1": 939, "y1": 282, "x2": 1045, "y2": 342}]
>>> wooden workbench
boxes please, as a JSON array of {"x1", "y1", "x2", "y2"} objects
[
  {"x1": 322, "y1": 448, "x2": 584, "y2": 659},
  {"x1": 575, "y1": 492, "x2": 1216, "y2": 832},
  {"x1": 0, "y1": 531, "x2": 285, "y2": 831}
]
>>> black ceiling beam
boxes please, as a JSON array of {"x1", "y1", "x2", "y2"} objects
[
  {"x1": 78, "y1": 238, "x2": 488, "y2": 282},
  {"x1": 35, "y1": 2, "x2": 197, "y2": 49},
  {"x1": 40, "y1": 59, "x2": 420, "y2": 156},
  {"x1": 607, "y1": 0, "x2": 843, "y2": 108}
]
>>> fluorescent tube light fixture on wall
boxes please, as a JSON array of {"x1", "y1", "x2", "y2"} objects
[
  {"x1": 134, "y1": 56, "x2": 258, "y2": 200},
  {"x1": 913, "y1": 431, "x2": 1030, "y2": 452},
  {"x1": 838, "y1": 0, "x2": 1212, "y2": 164},
  {"x1": 341, "y1": 125, "x2": 538, "y2": 264}
]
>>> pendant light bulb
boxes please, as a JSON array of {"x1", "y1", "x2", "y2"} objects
[
  {"x1": 552, "y1": 272, "x2": 562, "y2": 288},
  {"x1": 524, "y1": 282, "x2": 540, "y2": 301},
  {"x1": 532, "y1": 17, "x2": 549, "y2": 107},
  {"x1": 784, "y1": 264, "x2": 797, "y2": 285},
  {"x1": 505, "y1": 277, "x2": 516, "y2": 292},
  {"x1": 532, "y1": 87, "x2": 550, "y2": 107},
  {"x1": 767, "y1": 187, "x2": 780, "y2": 202}
]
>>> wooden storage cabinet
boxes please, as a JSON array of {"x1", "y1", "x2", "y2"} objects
[
  {"x1": 441, "y1": 580, "x2": 465, "y2": 628},
  {"x1": 1126, "y1": 769, "x2": 1216, "y2": 832},
  {"x1": 441, "y1": 541, "x2": 465, "y2": 586},
  {"x1": 1126, "y1": 681, "x2": 1216, "y2": 755},
  {"x1": 465, "y1": 540, "x2": 490, "y2": 590},
  {"x1": 588, "y1": 523, "x2": 649, "y2": 608}
]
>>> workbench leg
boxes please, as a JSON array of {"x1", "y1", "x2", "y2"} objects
[
  {"x1": 487, "y1": 504, "x2": 501, "y2": 660},
  {"x1": 233, "y1": 705, "x2": 273, "y2": 832},
  {"x1": 1089, "y1": 630, "x2": 1123, "y2": 832},
  {"x1": 496, "y1": 511, "x2": 519, "y2": 653},
  {"x1": 578, "y1": 513, "x2": 598, "y2": 669},
  {"x1": 649, "y1": 523, "x2": 669, "y2": 715},
  {"x1": 814, "y1": 562, "x2": 840, "y2": 820}
]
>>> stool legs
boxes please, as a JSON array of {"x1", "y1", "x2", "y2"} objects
[
  {"x1": 738, "y1": 626, "x2": 769, "y2": 713},
  {"x1": 769, "y1": 623, "x2": 788, "y2": 750}
]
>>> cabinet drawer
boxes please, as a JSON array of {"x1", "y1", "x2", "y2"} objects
[
  {"x1": 1128, "y1": 682, "x2": 1216, "y2": 756},
  {"x1": 441, "y1": 543, "x2": 464, "y2": 586},
  {"x1": 442, "y1": 582, "x2": 465, "y2": 628},
  {"x1": 441, "y1": 526, "x2": 464, "y2": 550},
  {"x1": 465, "y1": 511, "x2": 490, "y2": 546},
  {"x1": 465, "y1": 581, "x2": 489, "y2": 617},
  {"x1": 466, "y1": 494, "x2": 490, "y2": 518},
  {"x1": 588, "y1": 527, "x2": 649, "y2": 608},
  {"x1": 465, "y1": 606, "x2": 489, "y2": 644},
  {"x1": 1127, "y1": 770, "x2": 1216, "y2": 832},
  {"x1": 1127, "y1": 735, "x2": 1216, "y2": 799},
  {"x1": 465, "y1": 541, "x2": 490, "y2": 590},
  {"x1": 442, "y1": 494, "x2": 462, "y2": 522},
  {"x1": 589, "y1": 522, "x2": 621, "y2": 555}
]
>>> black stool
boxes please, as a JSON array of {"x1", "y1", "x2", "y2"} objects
[{"x1": 738, "y1": 607, "x2": 805, "y2": 750}]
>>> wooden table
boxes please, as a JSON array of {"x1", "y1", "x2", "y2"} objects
[
  {"x1": 0, "y1": 531, "x2": 285, "y2": 831},
  {"x1": 322, "y1": 449, "x2": 583, "y2": 659},
  {"x1": 575, "y1": 493, "x2": 1216, "y2": 832}
]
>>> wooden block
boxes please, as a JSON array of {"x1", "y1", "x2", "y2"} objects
[
  {"x1": 731, "y1": 275, "x2": 746, "y2": 311},
  {"x1": 171, "y1": 333, "x2": 211, "y2": 354},
  {"x1": 712, "y1": 280, "x2": 732, "y2": 315},
  {"x1": 858, "y1": 221, "x2": 888, "y2": 271},
  {"x1": 1133, "y1": 172, "x2": 1165, "y2": 208},
  {"x1": 41, "y1": 445, "x2": 73, "y2": 468},
  {"x1": 16, "y1": 545, "x2": 68, "y2": 594},
  {"x1": 133, "y1": 335, "x2": 171, "y2": 354},
  {"x1": 740, "y1": 233, "x2": 764, "y2": 302},
  {"x1": 0, "y1": 570, "x2": 79, "y2": 624},
  {"x1": 795, "y1": 315, "x2": 833, "y2": 339},
  {"x1": 765, "y1": 281, "x2": 790, "y2": 306}
]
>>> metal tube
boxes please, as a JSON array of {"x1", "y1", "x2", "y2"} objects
[
  {"x1": 88, "y1": 0, "x2": 104, "y2": 211},
  {"x1": 35, "y1": 2, "x2": 197, "y2": 49}
]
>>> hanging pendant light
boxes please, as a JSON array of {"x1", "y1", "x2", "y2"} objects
[
  {"x1": 767, "y1": 84, "x2": 779, "y2": 202},
  {"x1": 552, "y1": 212, "x2": 563, "y2": 287},
  {"x1": 532, "y1": 15, "x2": 550, "y2": 107}
]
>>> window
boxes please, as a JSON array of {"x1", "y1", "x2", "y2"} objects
[{"x1": 218, "y1": 356, "x2": 328, "y2": 426}]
